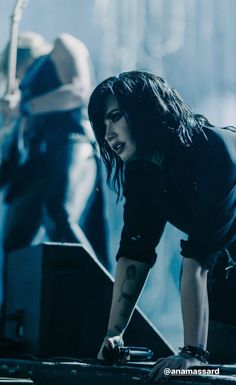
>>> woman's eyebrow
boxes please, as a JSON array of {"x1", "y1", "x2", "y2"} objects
[{"x1": 105, "y1": 108, "x2": 120, "y2": 119}]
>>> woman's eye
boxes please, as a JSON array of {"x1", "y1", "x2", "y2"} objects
[{"x1": 111, "y1": 113, "x2": 122, "y2": 122}]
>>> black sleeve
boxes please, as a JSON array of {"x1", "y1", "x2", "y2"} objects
[
  {"x1": 116, "y1": 159, "x2": 166, "y2": 267},
  {"x1": 180, "y1": 128, "x2": 236, "y2": 269}
]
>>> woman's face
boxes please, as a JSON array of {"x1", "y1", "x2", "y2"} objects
[{"x1": 103, "y1": 95, "x2": 137, "y2": 163}]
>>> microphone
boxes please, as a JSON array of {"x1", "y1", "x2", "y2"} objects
[{"x1": 102, "y1": 345, "x2": 153, "y2": 362}]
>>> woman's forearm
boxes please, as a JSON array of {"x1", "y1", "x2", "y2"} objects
[
  {"x1": 28, "y1": 84, "x2": 84, "y2": 115},
  {"x1": 181, "y1": 258, "x2": 209, "y2": 349},
  {"x1": 107, "y1": 257, "x2": 150, "y2": 337}
]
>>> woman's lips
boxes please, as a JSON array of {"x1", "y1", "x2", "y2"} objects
[{"x1": 113, "y1": 142, "x2": 125, "y2": 155}]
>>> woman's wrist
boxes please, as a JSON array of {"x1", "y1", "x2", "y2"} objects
[
  {"x1": 21, "y1": 100, "x2": 32, "y2": 116},
  {"x1": 106, "y1": 328, "x2": 124, "y2": 338},
  {"x1": 179, "y1": 345, "x2": 209, "y2": 363}
]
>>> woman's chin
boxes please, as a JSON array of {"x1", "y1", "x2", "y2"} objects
[{"x1": 121, "y1": 152, "x2": 137, "y2": 163}]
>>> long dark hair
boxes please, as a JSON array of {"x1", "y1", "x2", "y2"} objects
[{"x1": 88, "y1": 70, "x2": 212, "y2": 198}]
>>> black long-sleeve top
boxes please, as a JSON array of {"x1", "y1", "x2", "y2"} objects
[{"x1": 116, "y1": 126, "x2": 236, "y2": 269}]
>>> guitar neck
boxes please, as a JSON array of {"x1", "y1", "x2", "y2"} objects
[
  {"x1": 6, "y1": 20, "x2": 19, "y2": 95},
  {"x1": 5, "y1": 0, "x2": 29, "y2": 96}
]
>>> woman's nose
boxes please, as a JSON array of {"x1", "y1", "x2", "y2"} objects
[{"x1": 105, "y1": 123, "x2": 117, "y2": 142}]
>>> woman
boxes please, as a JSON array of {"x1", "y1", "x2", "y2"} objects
[
  {"x1": 0, "y1": 33, "x2": 109, "y2": 268},
  {"x1": 88, "y1": 71, "x2": 236, "y2": 382}
]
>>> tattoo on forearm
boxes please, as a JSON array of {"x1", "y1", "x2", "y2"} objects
[
  {"x1": 118, "y1": 265, "x2": 137, "y2": 302},
  {"x1": 119, "y1": 292, "x2": 133, "y2": 301},
  {"x1": 126, "y1": 265, "x2": 136, "y2": 280},
  {"x1": 114, "y1": 324, "x2": 123, "y2": 333}
]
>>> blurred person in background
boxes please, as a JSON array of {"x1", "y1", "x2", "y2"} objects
[
  {"x1": 0, "y1": 32, "x2": 109, "y2": 269},
  {"x1": 88, "y1": 71, "x2": 236, "y2": 382}
]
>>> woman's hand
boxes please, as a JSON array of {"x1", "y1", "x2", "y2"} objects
[
  {"x1": 97, "y1": 335, "x2": 124, "y2": 360},
  {"x1": 0, "y1": 92, "x2": 20, "y2": 119},
  {"x1": 148, "y1": 354, "x2": 201, "y2": 383}
]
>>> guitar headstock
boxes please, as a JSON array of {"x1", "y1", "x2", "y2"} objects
[{"x1": 11, "y1": 0, "x2": 29, "y2": 22}]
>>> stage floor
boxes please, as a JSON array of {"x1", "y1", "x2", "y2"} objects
[{"x1": 0, "y1": 358, "x2": 236, "y2": 385}]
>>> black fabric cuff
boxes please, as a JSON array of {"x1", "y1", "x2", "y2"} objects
[
  {"x1": 116, "y1": 247, "x2": 157, "y2": 267},
  {"x1": 180, "y1": 239, "x2": 224, "y2": 270}
]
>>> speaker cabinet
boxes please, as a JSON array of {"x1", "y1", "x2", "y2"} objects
[{"x1": 5, "y1": 243, "x2": 173, "y2": 359}]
